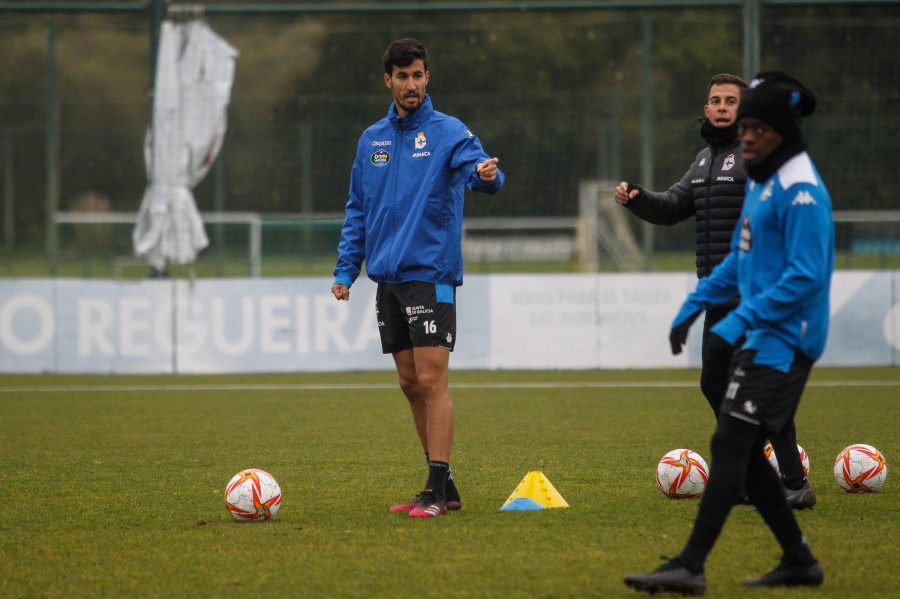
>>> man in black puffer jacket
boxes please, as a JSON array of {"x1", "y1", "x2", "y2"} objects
[{"x1": 615, "y1": 73, "x2": 813, "y2": 510}]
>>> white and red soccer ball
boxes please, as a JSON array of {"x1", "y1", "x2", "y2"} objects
[
  {"x1": 657, "y1": 449, "x2": 709, "y2": 498},
  {"x1": 763, "y1": 443, "x2": 810, "y2": 477},
  {"x1": 225, "y1": 468, "x2": 282, "y2": 521},
  {"x1": 833, "y1": 444, "x2": 888, "y2": 493}
]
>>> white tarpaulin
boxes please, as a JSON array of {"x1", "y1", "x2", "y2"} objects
[{"x1": 133, "y1": 20, "x2": 238, "y2": 273}]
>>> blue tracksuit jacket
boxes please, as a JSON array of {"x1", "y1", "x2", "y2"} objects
[
  {"x1": 674, "y1": 151, "x2": 835, "y2": 372},
  {"x1": 334, "y1": 95, "x2": 504, "y2": 288}
]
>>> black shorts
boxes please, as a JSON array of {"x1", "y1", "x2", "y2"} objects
[
  {"x1": 375, "y1": 281, "x2": 457, "y2": 354},
  {"x1": 721, "y1": 349, "x2": 813, "y2": 433}
]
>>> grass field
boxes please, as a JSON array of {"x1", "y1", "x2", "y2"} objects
[{"x1": 1, "y1": 367, "x2": 898, "y2": 598}]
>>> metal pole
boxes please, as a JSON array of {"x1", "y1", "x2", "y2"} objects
[
  {"x1": 213, "y1": 154, "x2": 225, "y2": 276},
  {"x1": 300, "y1": 121, "x2": 314, "y2": 256},
  {"x1": 0, "y1": 0, "x2": 892, "y2": 14},
  {"x1": 149, "y1": 0, "x2": 165, "y2": 91},
  {"x1": 3, "y1": 128, "x2": 13, "y2": 271},
  {"x1": 0, "y1": 2, "x2": 145, "y2": 10},
  {"x1": 249, "y1": 217, "x2": 261, "y2": 278},
  {"x1": 46, "y1": 19, "x2": 60, "y2": 276},
  {"x1": 743, "y1": 0, "x2": 761, "y2": 80},
  {"x1": 148, "y1": 1, "x2": 746, "y2": 14},
  {"x1": 640, "y1": 14, "x2": 655, "y2": 271},
  {"x1": 609, "y1": 89, "x2": 622, "y2": 183}
]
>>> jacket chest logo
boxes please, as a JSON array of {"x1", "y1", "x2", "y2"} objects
[
  {"x1": 370, "y1": 149, "x2": 390, "y2": 167},
  {"x1": 411, "y1": 131, "x2": 431, "y2": 158},
  {"x1": 722, "y1": 154, "x2": 736, "y2": 171}
]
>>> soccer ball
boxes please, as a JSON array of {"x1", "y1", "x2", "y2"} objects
[
  {"x1": 225, "y1": 468, "x2": 283, "y2": 521},
  {"x1": 833, "y1": 444, "x2": 888, "y2": 493},
  {"x1": 656, "y1": 449, "x2": 709, "y2": 499},
  {"x1": 763, "y1": 443, "x2": 810, "y2": 477}
]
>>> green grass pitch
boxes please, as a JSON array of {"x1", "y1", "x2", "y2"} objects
[{"x1": 1, "y1": 367, "x2": 897, "y2": 598}]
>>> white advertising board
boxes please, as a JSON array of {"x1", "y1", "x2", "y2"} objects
[
  {"x1": 0, "y1": 271, "x2": 896, "y2": 373},
  {"x1": 595, "y1": 273, "x2": 696, "y2": 368},
  {"x1": 172, "y1": 278, "x2": 383, "y2": 373},
  {"x1": 488, "y1": 274, "x2": 601, "y2": 369},
  {"x1": 0, "y1": 279, "x2": 57, "y2": 372}
]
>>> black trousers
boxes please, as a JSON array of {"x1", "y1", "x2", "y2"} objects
[
  {"x1": 680, "y1": 350, "x2": 817, "y2": 573},
  {"x1": 700, "y1": 308, "x2": 806, "y2": 487},
  {"x1": 678, "y1": 413, "x2": 814, "y2": 572}
]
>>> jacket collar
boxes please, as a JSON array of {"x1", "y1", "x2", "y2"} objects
[
  {"x1": 388, "y1": 94, "x2": 434, "y2": 129},
  {"x1": 700, "y1": 118, "x2": 739, "y2": 150}
]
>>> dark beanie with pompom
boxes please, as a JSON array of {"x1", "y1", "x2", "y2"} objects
[{"x1": 737, "y1": 72, "x2": 816, "y2": 144}]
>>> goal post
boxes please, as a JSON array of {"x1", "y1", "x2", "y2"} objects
[
  {"x1": 55, "y1": 211, "x2": 262, "y2": 277},
  {"x1": 578, "y1": 180, "x2": 644, "y2": 272}
]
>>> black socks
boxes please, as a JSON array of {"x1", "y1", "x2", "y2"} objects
[
  {"x1": 425, "y1": 461, "x2": 450, "y2": 501},
  {"x1": 424, "y1": 452, "x2": 456, "y2": 501}
]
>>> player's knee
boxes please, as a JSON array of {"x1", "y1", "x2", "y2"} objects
[
  {"x1": 700, "y1": 380, "x2": 724, "y2": 407},
  {"x1": 397, "y1": 374, "x2": 420, "y2": 400},
  {"x1": 415, "y1": 373, "x2": 446, "y2": 399}
]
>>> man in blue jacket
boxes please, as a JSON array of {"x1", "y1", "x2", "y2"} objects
[
  {"x1": 625, "y1": 72, "x2": 832, "y2": 594},
  {"x1": 332, "y1": 38, "x2": 504, "y2": 518}
]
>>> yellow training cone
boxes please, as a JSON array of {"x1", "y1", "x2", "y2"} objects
[{"x1": 501, "y1": 471, "x2": 569, "y2": 510}]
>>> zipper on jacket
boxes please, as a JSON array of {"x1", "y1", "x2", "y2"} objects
[
  {"x1": 388, "y1": 119, "x2": 402, "y2": 275},
  {"x1": 703, "y1": 146, "x2": 717, "y2": 277}
]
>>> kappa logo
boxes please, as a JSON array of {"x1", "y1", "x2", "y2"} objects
[
  {"x1": 370, "y1": 149, "x2": 390, "y2": 167},
  {"x1": 698, "y1": 157, "x2": 707, "y2": 167},
  {"x1": 415, "y1": 131, "x2": 427, "y2": 150},
  {"x1": 743, "y1": 400, "x2": 757, "y2": 415},
  {"x1": 722, "y1": 154, "x2": 736, "y2": 171},
  {"x1": 791, "y1": 190, "x2": 817, "y2": 206},
  {"x1": 760, "y1": 180, "x2": 774, "y2": 202}
]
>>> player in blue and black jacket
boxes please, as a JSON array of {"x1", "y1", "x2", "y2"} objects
[
  {"x1": 332, "y1": 39, "x2": 503, "y2": 519},
  {"x1": 333, "y1": 93, "x2": 503, "y2": 288},
  {"x1": 626, "y1": 72, "x2": 832, "y2": 595}
]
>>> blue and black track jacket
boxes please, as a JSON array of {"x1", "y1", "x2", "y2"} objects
[
  {"x1": 334, "y1": 95, "x2": 504, "y2": 288},
  {"x1": 676, "y1": 151, "x2": 835, "y2": 371}
]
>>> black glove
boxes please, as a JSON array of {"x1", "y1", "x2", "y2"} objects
[
  {"x1": 669, "y1": 309, "x2": 702, "y2": 355},
  {"x1": 626, "y1": 182, "x2": 644, "y2": 201}
]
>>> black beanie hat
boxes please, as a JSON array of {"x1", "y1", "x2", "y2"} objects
[{"x1": 737, "y1": 72, "x2": 817, "y2": 142}]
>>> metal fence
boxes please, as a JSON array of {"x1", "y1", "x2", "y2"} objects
[{"x1": 1, "y1": 1, "x2": 899, "y2": 275}]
